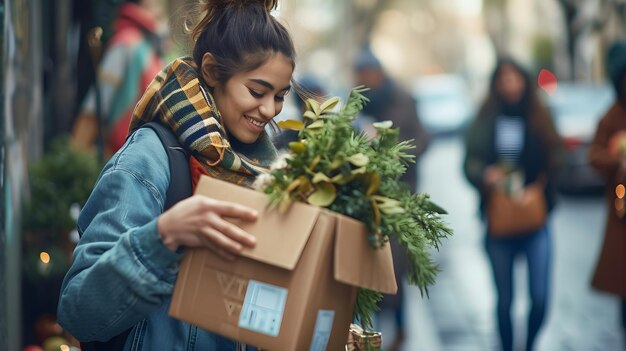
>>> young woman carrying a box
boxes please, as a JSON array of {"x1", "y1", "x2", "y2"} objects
[{"x1": 58, "y1": 1, "x2": 295, "y2": 349}]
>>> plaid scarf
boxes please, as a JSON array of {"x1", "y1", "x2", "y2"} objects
[{"x1": 129, "y1": 57, "x2": 277, "y2": 187}]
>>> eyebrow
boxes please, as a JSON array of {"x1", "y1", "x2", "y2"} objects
[{"x1": 248, "y1": 79, "x2": 291, "y2": 92}]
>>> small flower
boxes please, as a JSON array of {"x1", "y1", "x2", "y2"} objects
[
  {"x1": 252, "y1": 172, "x2": 273, "y2": 191},
  {"x1": 271, "y1": 152, "x2": 291, "y2": 170}
]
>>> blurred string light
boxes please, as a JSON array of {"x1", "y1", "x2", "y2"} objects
[
  {"x1": 39, "y1": 252, "x2": 50, "y2": 264},
  {"x1": 615, "y1": 183, "x2": 625, "y2": 219}
]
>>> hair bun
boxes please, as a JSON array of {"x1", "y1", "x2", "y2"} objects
[{"x1": 191, "y1": 0, "x2": 278, "y2": 42}]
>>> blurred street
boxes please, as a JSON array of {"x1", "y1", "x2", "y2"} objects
[{"x1": 388, "y1": 136, "x2": 625, "y2": 351}]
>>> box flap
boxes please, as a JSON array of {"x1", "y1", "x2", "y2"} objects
[
  {"x1": 333, "y1": 213, "x2": 397, "y2": 294},
  {"x1": 194, "y1": 175, "x2": 321, "y2": 271}
]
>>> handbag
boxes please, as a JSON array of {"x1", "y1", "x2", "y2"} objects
[{"x1": 488, "y1": 180, "x2": 547, "y2": 237}]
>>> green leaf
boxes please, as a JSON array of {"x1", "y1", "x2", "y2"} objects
[
  {"x1": 305, "y1": 98, "x2": 321, "y2": 116},
  {"x1": 350, "y1": 167, "x2": 367, "y2": 175},
  {"x1": 372, "y1": 120, "x2": 393, "y2": 129},
  {"x1": 309, "y1": 155, "x2": 321, "y2": 171},
  {"x1": 347, "y1": 153, "x2": 369, "y2": 167},
  {"x1": 303, "y1": 110, "x2": 318, "y2": 120},
  {"x1": 277, "y1": 119, "x2": 304, "y2": 131},
  {"x1": 312, "y1": 172, "x2": 331, "y2": 183},
  {"x1": 288, "y1": 141, "x2": 306, "y2": 154},
  {"x1": 320, "y1": 96, "x2": 340, "y2": 112},
  {"x1": 307, "y1": 120, "x2": 325, "y2": 129},
  {"x1": 307, "y1": 182, "x2": 336, "y2": 207},
  {"x1": 329, "y1": 158, "x2": 343, "y2": 170},
  {"x1": 367, "y1": 173, "x2": 380, "y2": 196}
]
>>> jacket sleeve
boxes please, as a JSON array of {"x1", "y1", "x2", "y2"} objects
[
  {"x1": 57, "y1": 130, "x2": 183, "y2": 342},
  {"x1": 463, "y1": 119, "x2": 487, "y2": 192},
  {"x1": 387, "y1": 91, "x2": 430, "y2": 158},
  {"x1": 588, "y1": 114, "x2": 620, "y2": 180}
]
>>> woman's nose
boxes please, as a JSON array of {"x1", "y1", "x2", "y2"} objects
[{"x1": 259, "y1": 98, "x2": 278, "y2": 120}]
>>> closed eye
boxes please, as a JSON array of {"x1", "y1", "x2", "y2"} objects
[{"x1": 248, "y1": 88, "x2": 264, "y2": 98}]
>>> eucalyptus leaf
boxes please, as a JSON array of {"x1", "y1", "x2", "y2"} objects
[
  {"x1": 367, "y1": 173, "x2": 381, "y2": 196},
  {"x1": 305, "y1": 98, "x2": 321, "y2": 116},
  {"x1": 320, "y1": 96, "x2": 340, "y2": 112},
  {"x1": 307, "y1": 182, "x2": 336, "y2": 207},
  {"x1": 372, "y1": 120, "x2": 393, "y2": 129},
  {"x1": 307, "y1": 120, "x2": 325, "y2": 129},
  {"x1": 289, "y1": 141, "x2": 306, "y2": 154},
  {"x1": 303, "y1": 110, "x2": 318, "y2": 120},
  {"x1": 312, "y1": 172, "x2": 331, "y2": 183},
  {"x1": 277, "y1": 119, "x2": 304, "y2": 131},
  {"x1": 350, "y1": 167, "x2": 367, "y2": 175},
  {"x1": 347, "y1": 153, "x2": 369, "y2": 167}
]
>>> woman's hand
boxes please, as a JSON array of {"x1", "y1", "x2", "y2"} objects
[
  {"x1": 483, "y1": 165, "x2": 506, "y2": 188},
  {"x1": 157, "y1": 195, "x2": 258, "y2": 260}
]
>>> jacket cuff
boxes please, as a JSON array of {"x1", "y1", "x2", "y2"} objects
[{"x1": 129, "y1": 219, "x2": 184, "y2": 283}]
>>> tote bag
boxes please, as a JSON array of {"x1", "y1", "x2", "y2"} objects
[{"x1": 488, "y1": 181, "x2": 547, "y2": 237}]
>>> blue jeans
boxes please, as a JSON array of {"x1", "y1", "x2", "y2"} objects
[{"x1": 485, "y1": 225, "x2": 551, "y2": 351}]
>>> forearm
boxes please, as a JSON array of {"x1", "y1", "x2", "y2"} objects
[{"x1": 58, "y1": 219, "x2": 182, "y2": 341}]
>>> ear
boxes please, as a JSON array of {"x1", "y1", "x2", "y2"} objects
[{"x1": 201, "y1": 52, "x2": 219, "y2": 87}]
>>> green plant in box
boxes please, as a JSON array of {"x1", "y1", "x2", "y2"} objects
[{"x1": 261, "y1": 87, "x2": 452, "y2": 329}]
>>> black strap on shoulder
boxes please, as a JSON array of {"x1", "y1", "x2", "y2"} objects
[
  {"x1": 141, "y1": 121, "x2": 192, "y2": 210},
  {"x1": 80, "y1": 121, "x2": 191, "y2": 351}
]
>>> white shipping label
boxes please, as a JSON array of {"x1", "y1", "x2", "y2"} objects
[
  {"x1": 309, "y1": 310, "x2": 335, "y2": 351},
  {"x1": 238, "y1": 280, "x2": 288, "y2": 337}
]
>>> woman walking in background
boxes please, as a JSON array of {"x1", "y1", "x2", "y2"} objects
[
  {"x1": 588, "y1": 40, "x2": 626, "y2": 342},
  {"x1": 463, "y1": 58, "x2": 564, "y2": 351},
  {"x1": 71, "y1": 0, "x2": 165, "y2": 158}
]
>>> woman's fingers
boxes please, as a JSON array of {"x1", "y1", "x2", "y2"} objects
[
  {"x1": 206, "y1": 212, "x2": 257, "y2": 248},
  {"x1": 202, "y1": 226, "x2": 247, "y2": 255},
  {"x1": 206, "y1": 199, "x2": 258, "y2": 221}
]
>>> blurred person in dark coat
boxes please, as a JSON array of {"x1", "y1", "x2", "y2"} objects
[
  {"x1": 463, "y1": 57, "x2": 564, "y2": 351},
  {"x1": 588, "y1": 40, "x2": 626, "y2": 337},
  {"x1": 354, "y1": 47, "x2": 430, "y2": 351},
  {"x1": 71, "y1": 0, "x2": 164, "y2": 158}
]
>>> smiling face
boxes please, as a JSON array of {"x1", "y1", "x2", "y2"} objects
[{"x1": 208, "y1": 54, "x2": 293, "y2": 143}]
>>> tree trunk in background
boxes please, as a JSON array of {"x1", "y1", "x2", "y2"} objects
[
  {"x1": 557, "y1": 0, "x2": 578, "y2": 80},
  {"x1": 350, "y1": 0, "x2": 393, "y2": 49},
  {"x1": 483, "y1": 0, "x2": 509, "y2": 55}
]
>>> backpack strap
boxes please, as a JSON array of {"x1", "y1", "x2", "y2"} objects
[
  {"x1": 80, "y1": 122, "x2": 191, "y2": 351},
  {"x1": 141, "y1": 121, "x2": 192, "y2": 210}
]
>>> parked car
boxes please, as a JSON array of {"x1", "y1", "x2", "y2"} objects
[
  {"x1": 412, "y1": 74, "x2": 474, "y2": 136},
  {"x1": 547, "y1": 83, "x2": 615, "y2": 195}
]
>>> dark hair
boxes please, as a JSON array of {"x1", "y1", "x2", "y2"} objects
[
  {"x1": 478, "y1": 57, "x2": 561, "y2": 155},
  {"x1": 489, "y1": 57, "x2": 532, "y2": 112},
  {"x1": 190, "y1": 0, "x2": 296, "y2": 86}
]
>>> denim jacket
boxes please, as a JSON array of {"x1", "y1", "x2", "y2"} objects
[{"x1": 57, "y1": 128, "x2": 241, "y2": 351}]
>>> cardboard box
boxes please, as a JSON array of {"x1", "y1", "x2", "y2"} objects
[{"x1": 169, "y1": 175, "x2": 397, "y2": 351}]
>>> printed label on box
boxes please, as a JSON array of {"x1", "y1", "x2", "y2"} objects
[
  {"x1": 309, "y1": 310, "x2": 335, "y2": 351},
  {"x1": 238, "y1": 280, "x2": 288, "y2": 337}
]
